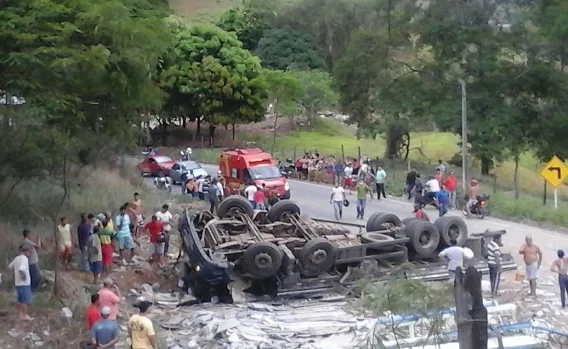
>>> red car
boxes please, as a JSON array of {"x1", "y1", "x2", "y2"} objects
[{"x1": 137, "y1": 155, "x2": 176, "y2": 176}]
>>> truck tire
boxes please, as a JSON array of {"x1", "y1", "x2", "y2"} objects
[
  {"x1": 402, "y1": 217, "x2": 418, "y2": 225},
  {"x1": 434, "y1": 216, "x2": 468, "y2": 246},
  {"x1": 299, "y1": 238, "x2": 338, "y2": 277},
  {"x1": 217, "y1": 195, "x2": 254, "y2": 219},
  {"x1": 366, "y1": 212, "x2": 401, "y2": 234},
  {"x1": 360, "y1": 232, "x2": 395, "y2": 244},
  {"x1": 267, "y1": 200, "x2": 301, "y2": 222},
  {"x1": 406, "y1": 220, "x2": 440, "y2": 257},
  {"x1": 243, "y1": 242, "x2": 283, "y2": 279}
]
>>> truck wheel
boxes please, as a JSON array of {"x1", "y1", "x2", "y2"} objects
[
  {"x1": 366, "y1": 212, "x2": 401, "y2": 234},
  {"x1": 299, "y1": 238, "x2": 337, "y2": 277},
  {"x1": 217, "y1": 195, "x2": 254, "y2": 219},
  {"x1": 360, "y1": 232, "x2": 395, "y2": 244},
  {"x1": 267, "y1": 200, "x2": 301, "y2": 222},
  {"x1": 434, "y1": 216, "x2": 468, "y2": 246},
  {"x1": 406, "y1": 220, "x2": 440, "y2": 257},
  {"x1": 243, "y1": 242, "x2": 283, "y2": 279}
]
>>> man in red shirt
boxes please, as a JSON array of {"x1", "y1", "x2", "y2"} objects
[
  {"x1": 444, "y1": 171, "x2": 458, "y2": 209},
  {"x1": 145, "y1": 215, "x2": 164, "y2": 267},
  {"x1": 254, "y1": 185, "x2": 267, "y2": 210},
  {"x1": 87, "y1": 293, "x2": 101, "y2": 330}
]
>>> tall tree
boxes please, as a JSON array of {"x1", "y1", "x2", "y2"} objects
[
  {"x1": 256, "y1": 29, "x2": 326, "y2": 71},
  {"x1": 160, "y1": 25, "x2": 267, "y2": 146}
]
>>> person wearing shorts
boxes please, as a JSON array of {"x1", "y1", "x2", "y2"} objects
[
  {"x1": 115, "y1": 205, "x2": 135, "y2": 263},
  {"x1": 9, "y1": 245, "x2": 34, "y2": 321},
  {"x1": 57, "y1": 217, "x2": 73, "y2": 270},
  {"x1": 88, "y1": 229, "x2": 103, "y2": 284},
  {"x1": 519, "y1": 235, "x2": 542, "y2": 298},
  {"x1": 145, "y1": 215, "x2": 165, "y2": 268}
]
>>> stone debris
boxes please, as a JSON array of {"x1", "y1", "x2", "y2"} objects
[{"x1": 150, "y1": 297, "x2": 372, "y2": 349}]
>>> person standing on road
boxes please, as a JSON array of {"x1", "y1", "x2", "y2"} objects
[
  {"x1": 444, "y1": 172, "x2": 458, "y2": 209},
  {"x1": 155, "y1": 204, "x2": 173, "y2": 256},
  {"x1": 128, "y1": 301, "x2": 157, "y2": 349},
  {"x1": 355, "y1": 180, "x2": 370, "y2": 220},
  {"x1": 435, "y1": 185, "x2": 450, "y2": 217},
  {"x1": 375, "y1": 166, "x2": 387, "y2": 200},
  {"x1": 22, "y1": 229, "x2": 42, "y2": 293},
  {"x1": 334, "y1": 159, "x2": 345, "y2": 186},
  {"x1": 519, "y1": 236, "x2": 542, "y2": 298},
  {"x1": 438, "y1": 238, "x2": 464, "y2": 282},
  {"x1": 9, "y1": 245, "x2": 34, "y2": 321},
  {"x1": 207, "y1": 179, "x2": 220, "y2": 213},
  {"x1": 551, "y1": 249, "x2": 568, "y2": 308},
  {"x1": 487, "y1": 234, "x2": 502, "y2": 296},
  {"x1": 330, "y1": 183, "x2": 346, "y2": 220},
  {"x1": 244, "y1": 182, "x2": 257, "y2": 208},
  {"x1": 405, "y1": 169, "x2": 418, "y2": 200},
  {"x1": 343, "y1": 162, "x2": 353, "y2": 194}
]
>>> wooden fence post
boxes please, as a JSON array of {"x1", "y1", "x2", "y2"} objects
[
  {"x1": 357, "y1": 146, "x2": 361, "y2": 162},
  {"x1": 341, "y1": 145, "x2": 345, "y2": 164}
]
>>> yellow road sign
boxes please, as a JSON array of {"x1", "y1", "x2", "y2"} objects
[{"x1": 540, "y1": 156, "x2": 568, "y2": 187}]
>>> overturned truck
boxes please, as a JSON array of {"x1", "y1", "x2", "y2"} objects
[{"x1": 178, "y1": 196, "x2": 516, "y2": 300}]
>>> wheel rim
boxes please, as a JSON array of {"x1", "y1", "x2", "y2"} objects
[
  {"x1": 226, "y1": 207, "x2": 245, "y2": 218},
  {"x1": 448, "y1": 224, "x2": 460, "y2": 239},
  {"x1": 254, "y1": 253, "x2": 273, "y2": 269},
  {"x1": 382, "y1": 222, "x2": 395, "y2": 229},
  {"x1": 310, "y1": 249, "x2": 328, "y2": 265},
  {"x1": 279, "y1": 210, "x2": 294, "y2": 222},
  {"x1": 419, "y1": 231, "x2": 431, "y2": 246}
]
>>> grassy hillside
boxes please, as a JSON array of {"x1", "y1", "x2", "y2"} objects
[{"x1": 168, "y1": 0, "x2": 238, "y2": 23}]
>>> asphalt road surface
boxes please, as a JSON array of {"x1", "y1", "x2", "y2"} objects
[{"x1": 143, "y1": 162, "x2": 568, "y2": 272}]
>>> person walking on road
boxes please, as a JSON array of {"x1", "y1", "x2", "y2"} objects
[
  {"x1": 330, "y1": 183, "x2": 346, "y2": 220},
  {"x1": 487, "y1": 234, "x2": 502, "y2": 296},
  {"x1": 355, "y1": 180, "x2": 370, "y2": 220},
  {"x1": 444, "y1": 171, "x2": 458, "y2": 209},
  {"x1": 406, "y1": 169, "x2": 418, "y2": 200},
  {"x1": 551, "y1": 249, "x2": 568, "y2": 308},
  {"x1": 375, "y1": 166, "x2": 387, "y2": 200},
  {"x1": 519, "y1": 236, "x2": 542, "y2": 298},
  {"x1": 439, "y1": 238, "x2": 464, "y2": 282}
]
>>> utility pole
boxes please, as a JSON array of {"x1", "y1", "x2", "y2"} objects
[{"x1": 459, "y1": 78, "x2": 468, "y2": 193}]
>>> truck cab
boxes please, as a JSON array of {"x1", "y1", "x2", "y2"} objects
[{"x1": 219, "y1": 148, "x2": 290, "y2": 204}]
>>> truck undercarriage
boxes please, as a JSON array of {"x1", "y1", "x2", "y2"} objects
[{"x1": 177, "y1": 196, "x2": 517, "y2": 301}]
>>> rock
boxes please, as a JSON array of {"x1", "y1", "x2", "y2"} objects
[
  {"x1": 151, "y1": 283, "x2": 161, "y2": 291},
  {"x1": 60, "y1": 307, "x2": 73, "y2": 318},
  {"x1": 7, "y1": 330, "x2": 21, "y2": 338},
  {"x1": 140, "y1": 283, "x2": 154, "y2": 294}
]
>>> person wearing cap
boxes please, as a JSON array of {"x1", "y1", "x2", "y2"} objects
[
  {"x1": 9, "y1": 244, "x2": 34, "y2": 321},
  {"x1": 91, "y1": 305, "x2": 120, "y2": 349},
  {"x1": 128, "y1": 301, "x2": 156, "y2": 349},
  {"x1": 97, "y1": 278, "x2": 121, "y2": 321},
  {"x1": 22, "y1": 229, "x2": 42, "y2": 293}
]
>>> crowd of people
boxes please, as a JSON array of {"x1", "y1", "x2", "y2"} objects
[{"x1": 7, "y1": 191, "x2": 171, "y2": 348}]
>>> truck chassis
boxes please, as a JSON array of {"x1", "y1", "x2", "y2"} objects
[{"x1": 177, "y1": 197, "x2": 517, "y2": 301}]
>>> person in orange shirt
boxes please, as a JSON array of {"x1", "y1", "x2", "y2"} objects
[{"x1": 444, "y1": 171, "x2": 458, "y2": 209}]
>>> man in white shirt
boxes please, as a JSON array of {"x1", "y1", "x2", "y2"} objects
[
  {"x1": 425, "y1": 176, "x2": 441, "y2": 202},
  {"x1": 156, "y1": 204, "x2": 174, "y2": 255},
  {"x1": 244, "y1": 184, "x2": 258, "y2": 208},
  {"x1": 9, "y1": 245, "x2": 34, "y2": 321},
  {"x1": 439, "y1": 238, "x2": 465, "y2": 282},
  {"x1": 343, "y1": 163, "x2": 353, "y2": 194},
  {"x1": 216, "y1": 180, "x2": 225, "y2": 201},
  {"x1": 329, "y1": 183, "x2": 346, "y2": 220}
]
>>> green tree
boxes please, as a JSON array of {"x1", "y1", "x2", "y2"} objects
[
  {"x1": 260, "y1": 70, "x2": 305, "y2": 153},
  {"x1": 256, "y1": 29, "x2": 326, "y2": 71},
  {"x1": 161, "y1": 25, "x2": 267, "y2": 146},
  {"x1": 288, "y1": 69, "x2": 338, "y2": 124}
]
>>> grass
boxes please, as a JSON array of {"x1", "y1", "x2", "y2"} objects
[
  {"x1": 189, "y1": 117, "x2": 568, "y2": 227},
  {"x1": 168, "y1": 0, "x2": 239, "y2": 24}
]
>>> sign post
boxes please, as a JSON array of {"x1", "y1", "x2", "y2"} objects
[{"x1": 540, "y1": 156, "x2": 568, "y2": 209}]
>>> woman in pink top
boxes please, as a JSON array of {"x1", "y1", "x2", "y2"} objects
[{"x1": 97, "y1": 278, "x2": 121, "y2": 321}]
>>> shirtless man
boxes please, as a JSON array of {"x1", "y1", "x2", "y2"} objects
[
  {"x1": 466, "y1": 179, "x2": 482, "y2": 215},
  {"x1": 519, "y1": 235, "x2": 542, "y2": 298}
]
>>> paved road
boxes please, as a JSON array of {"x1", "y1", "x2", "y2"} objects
[{"x1": 143, "y1": 162, "x2": 568, "y2": 273}]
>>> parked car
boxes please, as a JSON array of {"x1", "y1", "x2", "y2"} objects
[
  {"x1": 170, "y1": 161, "x2": 209, "y2": 184},
  {"x1": 137, "y1": 155, "x2": 176, "y2": 176}
]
